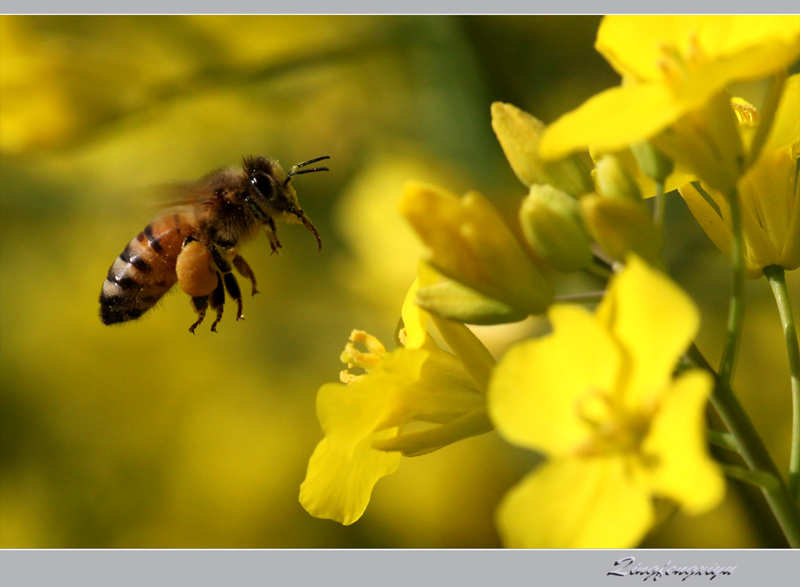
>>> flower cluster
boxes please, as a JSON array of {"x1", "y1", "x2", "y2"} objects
[{"x1": 300, "y1": 16, "x2": 800, "y2": 547}]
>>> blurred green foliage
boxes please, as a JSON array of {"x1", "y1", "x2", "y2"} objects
[{"x1": 0, "y1": 15, "x2": 797, "y2": 547}]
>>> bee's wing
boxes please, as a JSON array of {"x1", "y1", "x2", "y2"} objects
[
  {"x1": 147, "y1": 179, "x2": 217, "y2": 211},
  {"x1": 151, "y1": 166, "x2": 243, "y2": 210}
]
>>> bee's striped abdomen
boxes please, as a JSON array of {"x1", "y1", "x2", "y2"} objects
[{"x1": 100, "y1": 213, "x2": 189, "y2": 325}]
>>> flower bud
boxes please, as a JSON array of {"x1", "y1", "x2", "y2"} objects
[
  {"x1": 594, "y1": 154, "x2": 643, "y2": 201},
  {"x1": 491, "y1": 102, "x2": 594, "y2": 197},
  {"x1": 581, "y1": 194, "x2": 664, "y2": 266},
  {"x1": 519, "y1": 185, "x2": 593, "y2": 272},
  {"x1": 400, "y1": 182, "x2": 554, "y2": 316},
  {"x1": 416, "y1": 277, "x2": 526, "y2": 325},
  {"x1": 630, "y1": 141, "x2": 674, "y2": 184}
]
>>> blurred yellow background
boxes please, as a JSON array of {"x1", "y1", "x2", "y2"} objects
[{"x1": 1, "y1": 15, "x2": 797, "y2": 548}]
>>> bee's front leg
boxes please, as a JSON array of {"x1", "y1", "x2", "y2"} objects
[
  {"x1": 265, "y1": 217, "x2": 282, "y2": 255},
  {"x1": 233, "y1": 254, "x2": 259, "y2": 295}
]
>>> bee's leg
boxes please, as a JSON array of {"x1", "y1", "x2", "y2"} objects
[
  {"x1": 188, "y1": 295, "x2": 209, "y2": 334},
  {"x1": 207, "y1": 244, "x2": 232, "y2": 274},
  {"x1": 223, "y1": 272, "x2": 244, "y2": 321},
  {"x1": 209, "y1": 273, "x2": 226, "y2": 332},
  {"x1": 233, "y1": 254, "x2": 259, "y2": 295},
  {"x1": 265, "y1": 217, "x2": 282, "y2": 255}
]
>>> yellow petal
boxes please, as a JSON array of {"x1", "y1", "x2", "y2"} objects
[
  {"x1": 317, "y1": 348, "x2": 428, "y2": 446},
  {"x1": 763, "y1": 74, "x2": 800, "y2": 153},
  {"x1": 745, "y1": 146, "x2": 796, "y2": 246},
  {"x1": 678, "y1": 183, "x2": 733, "y2": 261},
  {"x1": 540, "y1": 82, "x2": 683, "y2": 160},
  {"x1": 782, "y1": 169, "x2": 800, "y2": 269},
  {"x1": 738, "y1": 153, "x2": 789, "y2": 272},
  {"x1": 597, "y1": 16, "x2": 707, "y2": 80},
  {"x1": 299, "y1": 429, "x2": 402, "y2": 525},
  {"x1": 597, "y1": 256, "x2": 699, "y2": 406},
  {"x1": 545, "y1": 16, "x2": 800, "y2": 163},
  {"x1": 644, "y1": 370, "x2": 725, "y2": 515},
  {"x1": 496, "y1": 457, "x2": 654, "y2": 548},
  {"x1": 489, "y1": 304, "x2": 621, "y2": 456},
  {"x1": 400, "y1": 261, "x2": 438, "y2": 350},
  {"x1": 597, "y1": 16, "x2": 800, "y2": 83},
  {"x1": 692, "y1": 18, "x2": 800, "y2": 84},
  {"x1": 681, "y1": 169, "x2": 797, "y2": 277}
]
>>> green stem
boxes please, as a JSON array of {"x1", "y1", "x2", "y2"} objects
[
  {"x1": 722, "y1": 464, "x2": 781, "y2": 490},
  {"x1": 689, "y1": 343, "x2": 800, "y2": 547},
  {"x1": 765, "y1": 265, "x2": 800, "y2": 500},
  {"x1": 719, "y1": 187, "x2": 745, "y2": 388},
  {"x1": 708, "y1": 430, "x2": 739, "y2": 453},
  {"x1": 653, "y1": 179, "x2": 666, "y2": 229}
]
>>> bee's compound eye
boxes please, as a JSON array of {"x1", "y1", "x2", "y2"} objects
[{"x1": 251, "y1": 174, "x2": 274, "y2": 199}]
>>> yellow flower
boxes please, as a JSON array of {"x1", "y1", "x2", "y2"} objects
[
  {"x1": 300, "y1": 265, "x2": 493, "y2": 525},
  {"x1": 541, "y1": 16, "x2": 800, "y2": 193},
  {"x1": 679, "y1": 74, "x2": 800, "y2": 277},
  {"x1": 400, "y1": 182, "x2": 554, "y2": 315},
  {"x1": 488, "y1": 256, "x2": 724, "y2": 548}
]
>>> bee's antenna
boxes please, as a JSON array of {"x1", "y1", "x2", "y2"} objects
[{"x1": 285, "y1": 155, "x2": 330, "y2": 186}]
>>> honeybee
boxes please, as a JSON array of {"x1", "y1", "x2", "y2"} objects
[{"x1": 100, "y1": 155, "x2": 329, "y2": 333}]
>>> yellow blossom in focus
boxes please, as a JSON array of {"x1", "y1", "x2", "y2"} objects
[
  {"x1": 679, "y1": 74, "x2": 800, "y2": 277},
  {"x1": 488, "y1": 256, "x2": 724, "y2": 548},
  {"x1": 300, "y1": 265, "x2": 493, "y2": 525},
  {"x1": 541, "y1": 15, "x2": 800, "y2": 193}
]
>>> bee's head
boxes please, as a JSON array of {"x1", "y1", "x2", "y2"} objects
[{"x1": 243, "y1": 155, "x2": 329, "y2": 251}]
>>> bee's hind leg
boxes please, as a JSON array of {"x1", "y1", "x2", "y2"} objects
[
  {"x1": 233, "y1": 254, "x2": 259, "y2": 295},
  {"x1": 223, "y1": 272, "x2": 244, "y2": 321},
  {"x1": 189, "y1": 295, "x2": 209, "y2": 334},
  {"x1": 209, "y1": 273, "x2": 226, "y2": 332}
]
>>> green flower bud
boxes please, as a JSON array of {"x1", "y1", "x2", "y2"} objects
[
  {"x1": 631, "y1": 141, "x2": 674, "y2": 184},
  {"x1": 415, "y1": 277, "x2": 526, "y2": 325},
  {"x1": 491, "y1": 102, "x2": 594, "y2": 197},
  {"x1": 595, "y1": 154, "x2": 643, "y2": 201},
  {"x1": 581, "y1": 194, "x2": 664, "y2": 266},
  {"x1": 519, "y1": 185, "x2": 593, "y2": 272}
]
